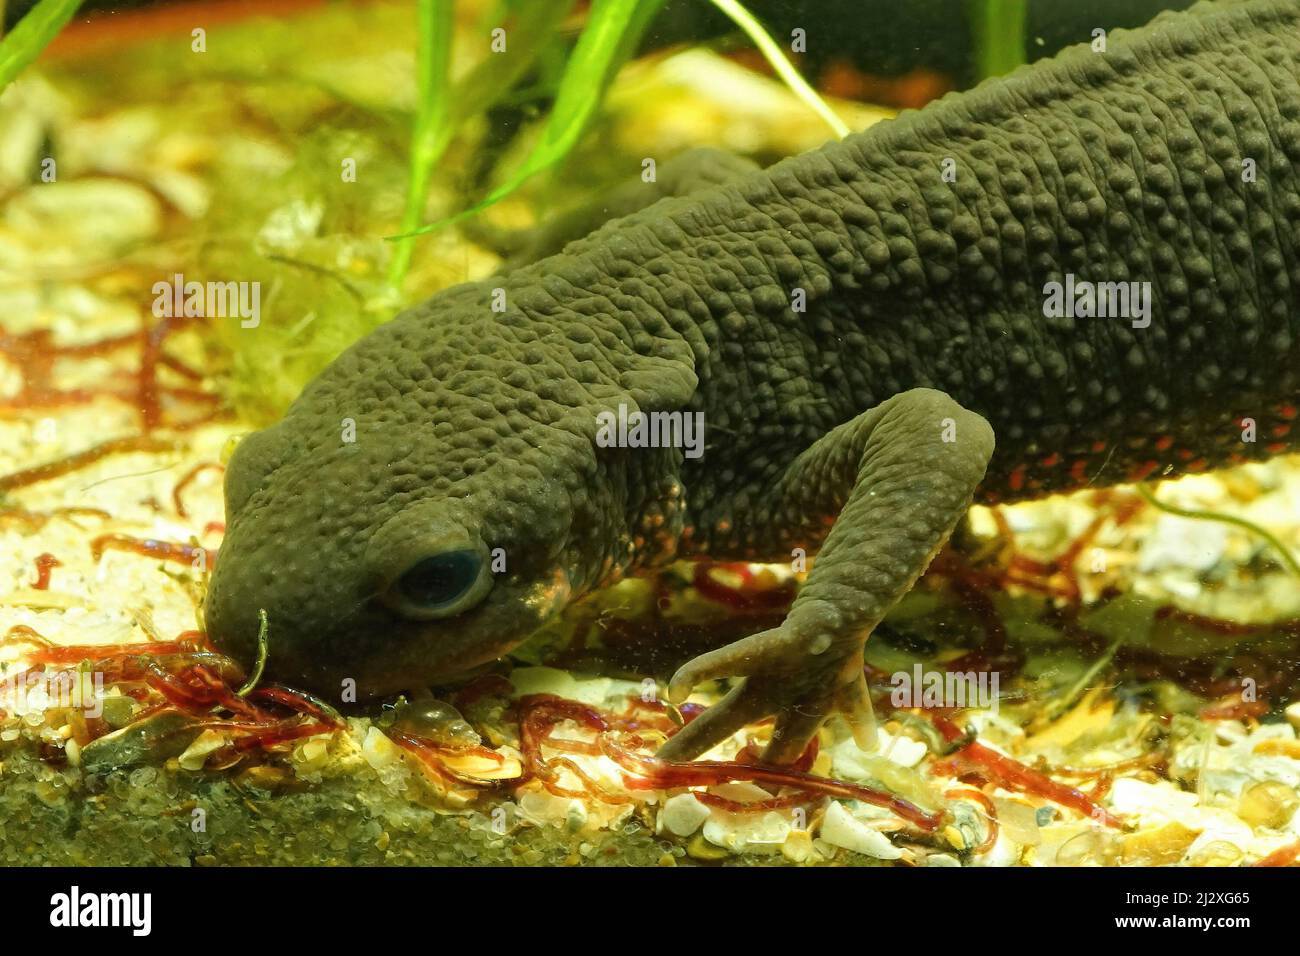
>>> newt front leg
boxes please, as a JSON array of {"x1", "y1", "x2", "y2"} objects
[{"x1": 659, "y1": 388, "x2": 995, "y2": 764}]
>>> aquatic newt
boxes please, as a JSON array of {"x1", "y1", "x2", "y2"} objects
[{"x1": 205, "y1": 0, "x2": 1300, "y2": 763}]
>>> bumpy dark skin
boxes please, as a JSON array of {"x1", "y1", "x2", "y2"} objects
[{"x1": 206, "y1": 0, "x2": 1300, "y2": 764}]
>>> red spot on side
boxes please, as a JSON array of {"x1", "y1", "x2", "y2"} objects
[
  {"x1": 1039, "y1": 452, "x2": 1061, "y2": 468},
  {"x1": 1008, "y1": 465, "x2": 1026, "y2": 492},
  {"x1": 1154, "y1": 435, "x2": 1174, "y2": 452},
  {"x1": 1129, "y1": 460, "x2": 1159, "y2": 482}
]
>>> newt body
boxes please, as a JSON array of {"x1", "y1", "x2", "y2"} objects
[{"x1": 206, "y1": 0, "x2": 1300, "y2": 761}]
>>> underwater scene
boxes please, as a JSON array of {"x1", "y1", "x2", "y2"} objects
[{"x1": 2, "y1": 0, "x2": 1300, "y2": 893}]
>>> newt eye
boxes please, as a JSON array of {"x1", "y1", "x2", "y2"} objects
[{"x1": 385, "y1": 549, "x2": 491, "y2": 619}]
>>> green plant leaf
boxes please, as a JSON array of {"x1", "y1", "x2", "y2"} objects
[
  {"x1": 387, "y1": 0, "x2": 455, "y2": 287},
  {"x1": 967, "y1": 0, "x2": 1027, "y2": 81},
  {"x1": 709, "y1": 0, "x2": 847, "y2": 139},
  {"x1": 478, "y1": 0, "x2": 659, "y2": 206},
  {"x1": 391, "y1": 0, "x2": 663, "y2": 240},
  {"x1": 0, "y1": 0, "x2": 83, "y2": 92}
]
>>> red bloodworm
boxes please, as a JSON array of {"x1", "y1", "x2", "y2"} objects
[
  {"x1": 172, "y1": 462, "x2": 225, "y2": 519},
  {"x1": 30, "y1": 553, "x2": 61, "y2": 590},
  {"x1": 90, "y1": 534, "x2": 210, "y2": 569},
  {"x1": 0, "y1": 436, "x2": 181, "y2": 493}
]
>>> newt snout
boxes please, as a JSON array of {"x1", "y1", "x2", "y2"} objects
[{"x1": 203, "y1": 343, "x2": 585, "y2": 699}]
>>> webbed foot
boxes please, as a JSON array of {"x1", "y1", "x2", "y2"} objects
[
  {"x1": 655, "y1": 388, "x2": 994, "y2": 766},
  {"x1": 657, "y1": 621, "x2": 876, "y2": 763}
]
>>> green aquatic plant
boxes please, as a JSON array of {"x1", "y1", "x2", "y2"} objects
[
  {"x1": 390, "y1": 0, "x2": 666, "y2": 249},
  {"x1": 708, "y1": 0, "x2": 848, "y2": 139},
  {"x1": 465, "y1": 0, "x2": 666, "y2": 216},
  {"x1": 193, "y1": 0, "x2": 854, "y2": 418},
  {"x1": 237, "y1": 609, "x2": 271, "y2": 697},
  {"x1": 966, "y1": 0, "x2": 1027, "y2": 81},
  {"x1": 391, "y1": 0, "x2": 850, "y2": 247},
  {"x1": 1036, "y1": 636, "x2": 1124, "y2": 726},
  {"x1": 0, "y1": 0, "x2": 83, "y2": 92},
  {"x1": 386, "y1": 0, "x2": 586, "y2": 286},
  {"x1": 1136, "y1": 482, "x2": 1300, "y2": 578},
  {"x1": 387, "y1": 0, "x2": 455, "y2": 288}
]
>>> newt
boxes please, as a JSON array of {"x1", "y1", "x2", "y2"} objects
[{"x1": 205, "y1": 0, "x2": 1300, "y2": 764}]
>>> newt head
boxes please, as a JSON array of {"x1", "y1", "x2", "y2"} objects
[{"x1": 202, "y1": 311, "x2": 595, "y2": 701}]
